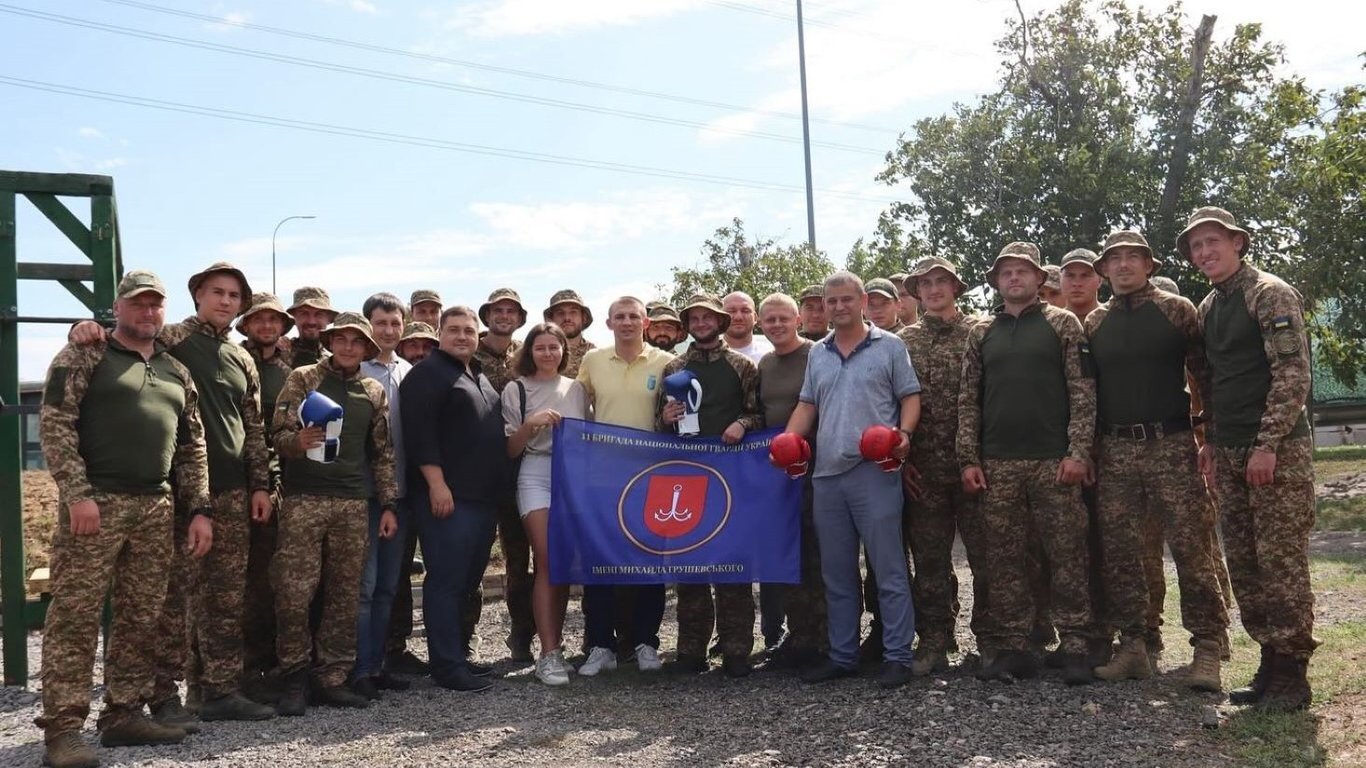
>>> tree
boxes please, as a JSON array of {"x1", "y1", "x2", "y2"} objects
[
  {"x1": 844, "y1": 211, "x2": 923, "y2": 283},
  {"x1": 667, "y1": 218, "x2": 835, "y2": 307}
]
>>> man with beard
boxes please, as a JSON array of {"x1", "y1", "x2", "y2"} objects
[
  {"x1": 68, "y1": 262, "x2": 275, "y2": 723},
  {"x1": 410, "y1": 290, "x2": 442, "y2": 330},
  {"x1": 285, "y1": 287, "x2": 338, "y2": 368},
  {"x1": 236, "y1": 293, "x2": 296, "y2": 703},
  {"x1": 396, "y1": 322, "x2": 438, "y2": 365},
  {"x1": 474, "y1": 288, "x2": 534, "y2": 661},
  {"x1": 658, "y1": 295, "x2": 763, "y2": 678},
  {"x1": 798, "y1": 285, "x2": 829, "y2": 341},
  {"x1": 891, "y1": 273, "x2": 919, "y2": 328},
  {"x1": 544, "y1": 289, "x2": 596, "y2": 377},
  {"x1": 722, "y1": 291, "x2": 773, "y2": 363},
  {"x1": 644, "y1": 303, "x2": 687, "y2": 352}
]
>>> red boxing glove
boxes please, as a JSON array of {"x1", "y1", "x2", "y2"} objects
[
  {"x1": 859, "y1": 424, "x2": 902, "y2": 472},
  {"x1": 769, "y1": 432, "x2": 812, "y2": 479}
]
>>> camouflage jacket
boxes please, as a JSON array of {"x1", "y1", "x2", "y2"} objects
[
  {"x1": 243, "y1": 340, "x2": 294, "y2": 490},
  {"x1": 162, "y1": 316, "x2": 271, "y2": 492},
  {"x1": 286, "y1": 336, "x2": 327, "y2": 369},
  {"x1": 270, "y1": 357, "x2": 400, "y2": 509},
  {"x1": 564, "y1": 335, "x2": 596, "y2": 379},
  {"x1": 40, "y1": 338, "x2": 210, "y2": 510},
  {"x1": 899, "y1": 312, "x2": 982, "y2": 484},
  {"x1": 654, "y1": 344, "x2": 763, "y2": 434},
  {"x1": 474, "y1": 333, "x2": 523, "y2": 394},
  {"x1": 1198, "y1": 263, "x2": 1311, "y2": 451}
]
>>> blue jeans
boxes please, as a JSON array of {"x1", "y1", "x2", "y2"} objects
[
  {"x1": 412, "y1": 492, "x2": 497, "y2": 677},
  {"x1": 353, "y1": 499, "x2": 408, "y2": 679},
  {"x1": 813, "y1": 461, "x2": 915, "y2": 667}
]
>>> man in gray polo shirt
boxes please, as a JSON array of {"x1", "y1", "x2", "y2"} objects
[{"x1": 786, "y1": 271, "x2": 922, "y2": 689}]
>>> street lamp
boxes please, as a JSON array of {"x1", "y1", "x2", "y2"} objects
[{"x1": 271, "y1": 215, "x2": 316, "y2": 294}]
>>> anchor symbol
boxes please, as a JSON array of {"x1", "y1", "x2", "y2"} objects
[{"x1": 654, "y1": 483, "x2": 693, "y2": 523}]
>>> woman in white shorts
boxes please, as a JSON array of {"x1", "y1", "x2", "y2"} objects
[{"x1": 502, "y1": 322, "x2": 588, "y2": 686}]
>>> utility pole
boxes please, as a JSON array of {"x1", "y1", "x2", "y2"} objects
[{"x1": 796, "y1": 0, "x2": 817, "y2": 255}]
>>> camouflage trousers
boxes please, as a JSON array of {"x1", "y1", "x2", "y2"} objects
[
  {"x1": 494, "y1": 499, "x2": 534, "y2": 638},
  {"x1": 784, "y1": 486, "x2": 828, "y2": 653},
  {"x1": 978, "y1": 458, "x2": 1092, "y2": 653},
  {"x1": 273, "y1": 494, "x2": 369, "y2": 687},
  {"x1": 1139, "y1": 482, "x2": 1235, "y2": 650},
  {"x1": 1095, "y1": 432, "x2": 1228, "y2": 644},
  {"x1": 37, "y1": 493, "x2": 173, "y2": 736},
  {"x1": 242, "y1": 513, "x2": 278, "y2": 677},
  {"x1": 1214, "y1": 436, "x2": 1319, "y2": 659},
  {"x1": 677, "y1": 584, "x2": 755, "y2": 658},
  {"x1": 907, "y1": 480, "x2": 988, "y2": 653}
]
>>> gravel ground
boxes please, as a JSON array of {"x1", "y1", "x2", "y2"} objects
[{"x1": 3, "y1": 535, "x2": 1361, "y2": 768}]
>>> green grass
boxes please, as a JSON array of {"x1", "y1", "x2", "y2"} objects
[
  {"x1": 1316, "y1": 498, "x2": 1366, "y2": 532},
  {"x1": 1314, "y1": 445, "x2": 1366, "y2": 463}
]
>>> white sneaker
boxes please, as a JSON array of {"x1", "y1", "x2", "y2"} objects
[
  {"x1": 635, "y1": 644, "x2": 663, "y2": 672},
  {"x1": 535, "y1": 650, "x2": 571, "y2": 686},
  {"x1": 578, "y1": 647, "x2": 617, "y2": 677}
]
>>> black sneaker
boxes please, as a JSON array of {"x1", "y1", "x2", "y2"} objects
[
  {"x1": 386, "y1": 650, "x2": 429, "y2": 675},
  {"x1": 350, "y1": 676, "x2": 381, "y2": 701},
  {"x1": 878, "y1": 661, "x2": 914, "y2": 689},
  {"x1": 433, "y1": 667, "x2": 494, "y2": 693},
  {"x1": 466, "y1": 659, "x2": 495, "y2": 678},
  {"x1": 316, "y1": 684, "x2": 370, "y2": 709},
  {"x1": 721, "y1": 655, "x2": 752, "y2": 678},
  {"x1": 801, "y1": 658, "x2": 858, "y2": 683},
  {"x1": 374, "y1": 671, "x2": 411, "y2": 691}
]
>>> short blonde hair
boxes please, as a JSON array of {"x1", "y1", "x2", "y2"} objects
[{"x1": 758, "y1": 293, "x2": 798, "y2": 316}]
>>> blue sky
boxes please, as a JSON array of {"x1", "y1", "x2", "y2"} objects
[{"x1": 3, "y1": 0, "x2": 1362, "y2": 379}]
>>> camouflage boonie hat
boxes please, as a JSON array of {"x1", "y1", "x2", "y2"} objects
[
  {"x1": 1176, "y1": 206, "x2": 1250, "y2": 259},
  {"x1": 478, "y1": 287, "x2": 528, "y2": 328},
  {"x1": 320, "y1": 311, "x2": 381, "y2": 360},
  {"x1": 906, "y1": 256, "x2": 967, "y2": 296},
  {"x1": 288, "y1": 286, "x2": 337, "y2": 317},
  {"x1": 646, "y1": 303, "x2": 688, "y2": 344},
  {"x1": 986, "y1": 241, "x2": 1046, "y2": 290},
  {"x1": 235, "y1": 292, "x2": 296, "y2": 335},
  {"x1": 678, "y1": 294, "x2": 731, "y2": 333},
  {"x1": 410, "y1": 289, "x2": 442, "y2": 308},
  {"x1": 865, "y1": 278, "x2": 899, "y2": 301},
  {"x1": 543, "y1": 288, "x2": 594, "y2": 329},
  {"x1": 1150, "y1": 276, "x2": 1181, "y2": 295},
  {"x1": 1097, "y1": 230, "x2": 1162, "y2": 274},
  {"x1": 187, "y1": 261, "x2": 253, "y2": 313},
  {"x1": 1042, "y1": 264, "x2": 1062, "y2": 292},
  {"x1": 117, "y1": 270, "x2": 166, "y2": 300},
  {"x1": 1060, "y1": 248, "x2": 1099, "y2": 272},
  {"x1": 888, "y1": 272, "x2": 911, "y2": 290},
  {"x1": 399, "y1": 321, "x2": 439, "y2": 343},
  {"x1": 797, "y1": 284, "x2": 825, "y2": 302}
]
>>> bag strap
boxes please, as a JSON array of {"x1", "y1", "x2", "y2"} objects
[{"x1": 516, "y1": 380, "x2": 528, "y2": 423}]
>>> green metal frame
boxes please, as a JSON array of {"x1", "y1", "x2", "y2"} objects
[{"x1": 0, "y1": 170, "x2": 122, "y2": 687}]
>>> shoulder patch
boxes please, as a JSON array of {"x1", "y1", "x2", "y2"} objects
[
  {"x1": 1271, "y1": 315, "x2": 1293, "y2": 331},
  {"x1": 1272, "y1": 329, "x2": 1301, "y2": 356}
]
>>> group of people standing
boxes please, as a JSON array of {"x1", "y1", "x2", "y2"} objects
[{"x1": 32, "y1": 204, "x2": 1316, "y2": 768}]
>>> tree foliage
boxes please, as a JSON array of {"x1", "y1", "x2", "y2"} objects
[
  {"x1": 667, "y1": 218, "x2": 835, "y2": 307},
  {"x1": 873, "y1": 0, "x2": 1364, "y2": 382}
]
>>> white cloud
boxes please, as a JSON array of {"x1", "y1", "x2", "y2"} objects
[
  {"x1": 76, "y1": 127, "x2": 103, "y2": 140},
  {"x1": 469, "y1": 189, "x2": 704, "y2": 251},
  {"x1": 448, "y1": 0, "x2": 704, "y2": 38},
  {"x1": 203, "y1": 10, "x2": 249, "y2": 31},
  {"x1": 349, "y1": 0, "x2": 378, "y2": 13}
]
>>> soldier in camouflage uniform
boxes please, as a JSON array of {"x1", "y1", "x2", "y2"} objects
[
  {"x1": 958, "y1": 242, "x2": 1096, "y2": 685},
  {"x1": 270, "y1": 312, "x2": 400, "y2": 714},
  {"x1": 890, "y1": 272, "x2": 919, "y2": 328},
  {"x1": 37, "y1": 271, "x2": 213, "y2": 767},
  {"x1": 1084, "y1": 230, "x2": 1229, "y2": 690},
  {"x1": 236, "y1": 293, "x2": 295, "y2": 700},
  {"x1": 544, "y1": 289, "x2": 597, "y2": 377},
  {"x1": 1039, "y1": 264, "x2": 1065, "y2": 308},
  {"x1": 797, "y1": 285, "x2": 829, "y2": 341},
  {"x1": 1185, "y1": 207, "x2": 1318, "y2": 711},
  {"x1": 410, "y1": 289, "x2": 442, "y2": 330},
  {"x1": 644, "y1": 303, "x2": 687, "y2": 352},
  {"x1": 69, "y1": 262, "x2": 275, "y2": 723},
  {"x1": 898, "y1": 257, "x2": 989, "y2": 675},
  {"x1": 475, "y1": 288, "x2": 534, "y2": 660},
  {"x1": 285, "y1": 287, "x2": 338, "y2": 367},
  {"x1": 657, "y1": 295, "x2": 764, "y2": 678},
  {"x1": 864, "y1": 278, "x2": 904, "y2": 334},
  {"x1": 396, "y1": 321, "x2": 439, "y2": 365}
]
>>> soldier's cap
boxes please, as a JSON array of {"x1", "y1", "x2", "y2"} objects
[
  {"x1": 888, "y1": 272, "x2": 911, "y2": 290},
  {"x1": 1096, "y1": 230, "x2": 1163, "y2": 275},
  {"x1": 320, "y1": 311, "x2": 381, "y2": 360},
  {"x1": 1150, "y1": 276, "x2": 1181, "y2": 296},
  {"x1": 410, "y1": 289, "x2": 442, "y2": 308},
  {"x1": 117, "y1": 270, "x2": 166, "y2": 300},
  {"x1": 797, "y1": 284, "x2": 825, "y2": 302},
  {"x1": 399, "y1": 321, "x2": 439, "y2": 344},
  {"x1": 478, "y1": 287, "x2": 528, "y2": 329},
  {"x1": 678, "y1": 294, "x2": 731, "y2": 333},
  {"x1": 865, "y1": 277, "x2": 899, "y2": 301},
  {"x1": 235, "y1": 292, "x2": 296, "y2": 335},
  {"x1": 906, "y1": 256, "x2": 967, "y2": 297},
  {"x1": 1059, "y1": 248, "x2": 1099, "y2": 272},
  {"x1": 288, "y1": 286, "x2": 338, "y2": 318},
  {"x1": 986, "y1": 241, "x2": 1047, "y2": 290},
  {"x1": 187, "y1": 261, "x2": 253, "y2": 314},
  {"x1": 542, "y1": 289, "x2": 594, "y2": 329},
  {"x1": 1176, "y1": 205, "x2": 1251, "y2": 260},
  {"x1": 1042, "y1": 264, "x2": 1063, "y2": 291}
]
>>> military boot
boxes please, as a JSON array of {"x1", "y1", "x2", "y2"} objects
[
  {"x1": 149, "y1": 695, "x2": 201, "y2": 734},
  {"x1": 1229, "y1": 645, "x2": 1273, "y2": 704},
  {"x1": 1094, "y1": 638, "x2": 1153, "y2": 682},
  {"x1": 316, "y1": 684, "x2": 370, "y2": 709},
  {"x1": 910, "y1": 649, "x2": 948, "y2": 677},
  {"x1": 1060, "y1": 653, "x2": 1096, "y2": 686},
  {"x1": 276, "y1": 671, "x2": 308, "y2": 717},
  {"x1": 199, "y1": 690, "x2": 275, "y2": 721},
  {"x1": 976, "y1": 650, "x2": 1040, "y2": 683},
  {"x1": 1257, "y1": 653, "x2": 1312, "y2": 712},
  {"x1": 99, "y1": 712, "x2": 186, "y2": 747},
  {"x1": 1184, "y1": 639, "x2": 1223, "y2": 692},
  {"x1": 42, "y1": 731, "x2": 98, "y2": 768}
]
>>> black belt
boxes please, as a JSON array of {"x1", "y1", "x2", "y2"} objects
[{"x1": 1101, "y1": 417, "x2": 1192, "y2": 441}]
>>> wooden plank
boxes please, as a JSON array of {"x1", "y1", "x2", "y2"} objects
[
  {"x1": 16, "y1": 262, "x2": 93, "y2": 281},
  {"x1": 26, "y1": 567, "x2": 49, "y2": 595},
  {"x1": 0, "y1": 171, "x2": 113, "y2": 197},
  {"x1": 22, "y1": 194, "x2": 90, "y2": 257}
]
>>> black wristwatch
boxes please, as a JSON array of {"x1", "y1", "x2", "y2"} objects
[{"x1": 192, "y1": 506, "x2": 214, "y2": 519}]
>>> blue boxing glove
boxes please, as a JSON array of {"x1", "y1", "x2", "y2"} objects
[
  {"x1": 299, "y1": 389, "x2": 344, "y2": 463},
  {"x1": 663, "y1": 369, "x2": 703, "y2": 436}
]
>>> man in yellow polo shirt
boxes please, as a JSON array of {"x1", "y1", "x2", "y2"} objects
[{"x1": 575, "y1": 296, "x2": 675, "y2": 674}]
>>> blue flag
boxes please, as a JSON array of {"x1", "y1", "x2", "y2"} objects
[{"x1": 549, "y1": 419, "x2": 802, "y2": 585}]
